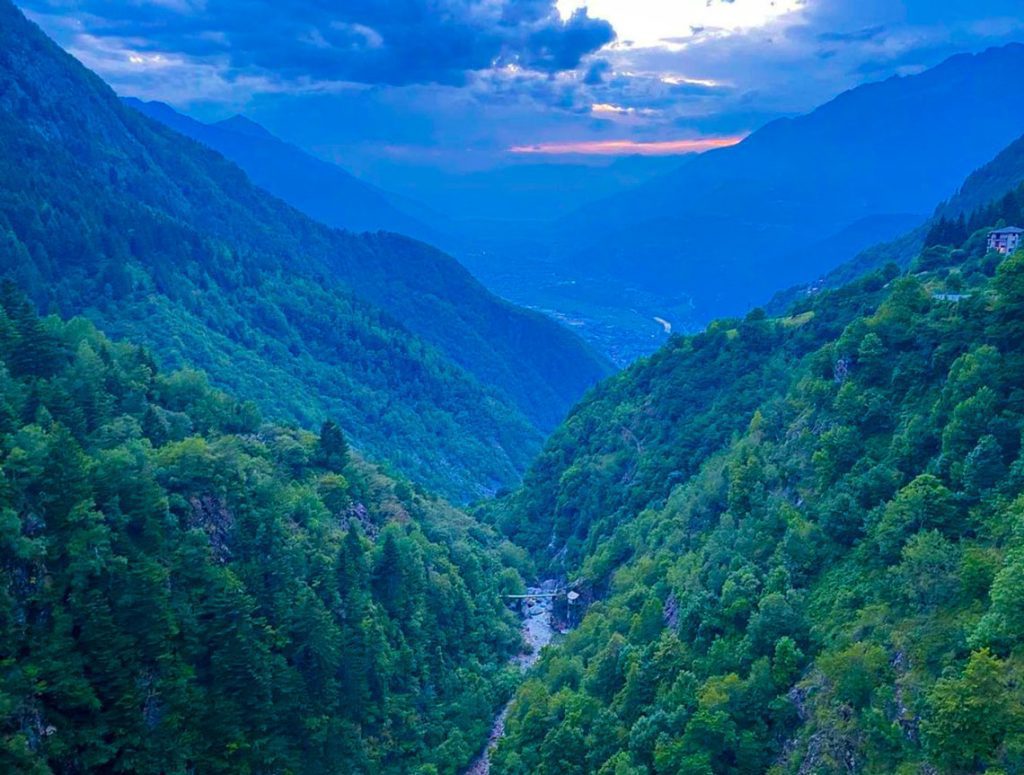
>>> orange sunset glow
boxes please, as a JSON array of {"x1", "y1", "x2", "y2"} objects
[{"x1": 509, "y1": 135, "x2": 748, "y2": 156}]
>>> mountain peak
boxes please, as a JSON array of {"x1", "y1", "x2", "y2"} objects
[{"x1": 214, "y1": 114, "x2": 275, "y2": 141}]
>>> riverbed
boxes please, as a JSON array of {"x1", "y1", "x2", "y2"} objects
[{"x1": 463, "y1": 589, "x2": 556, "y2": 775}]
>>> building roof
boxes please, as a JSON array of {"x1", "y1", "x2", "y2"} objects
[{"x1": 991, "y1": 226, "x2": 1024, "y2": 235}]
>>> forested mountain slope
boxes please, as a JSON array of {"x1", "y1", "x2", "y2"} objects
[
  {"x1": 121, "y1": 98, "x2": 614, "y2": 432},
  {"x1": 0, "y1": 0, "x2": 611, "y2": 499},
  {"x1": 489, "y1": 192, "x2": 1024, "y2": 773},
  {"x1": 937, "y1": 132, "x2": 1024, "y2": 221},
  {"x1": 488, "y1": 267, "x2": 896, "y2": 573},
  {"x1": 0, "y1": 287, "x2": 528, "y2": 774}
]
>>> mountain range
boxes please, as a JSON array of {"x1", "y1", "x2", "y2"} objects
[
  {"x1": 124, "y1": 45, "x2": 1024, "y2": 367},
  {"x1": 0, "y1": 0, "x2": 612, "y2": 500},
  {"x1": 123, "y1": 98, "x2": 441, "y2": 242},
  {"x1": 5, "y1": 1, "x2": 1024, "y2": 772},
  {"x1": 539, "y1": 42, "x2": 1024, "y2": 333},
  {"x1": 120, "y1": 98, "x2": 709, "y2": 364},
  {"x1": 552, "y1": 42, "x2": 1024, "y2": 296}
]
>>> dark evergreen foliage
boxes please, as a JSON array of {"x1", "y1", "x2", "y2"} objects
[
  {"x1": 925, "y1": 184, "x2": 1024, "y2": 248},
  {"x1": 0, "y1": 291, "x2": 526, "y2": 774}
]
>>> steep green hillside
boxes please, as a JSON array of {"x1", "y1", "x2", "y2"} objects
[
  {"x1": 491, "y1": 209, "x2": 1024, "y2": 772},
  {"x1": 937, "y1": 133, "x2": 1024, "y2": 220},
  {"x1": 0, "y1": 0, "x2": 611, "y2": 500},
  {"x1": 488, "y1": 267, "x2": 897, "y2": 573},
  {"x1": 123, "y1": 98, "x2": 614, "y2": 431},
  {"x1": 0, "y1": 286, "x2": 526, "y2": 774}
]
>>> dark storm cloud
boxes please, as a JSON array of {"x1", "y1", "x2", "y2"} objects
[
  {"x1": 817, "y1": 25, "x2": 887, "y2": 43},
  {"x1": 20, "y1": 0, "x2": 615, "y2": 86},
  {"x1": 583, "y1": 59, "x2": 611, "y2": 85}
]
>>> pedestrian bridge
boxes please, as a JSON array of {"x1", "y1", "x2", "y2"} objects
[{"x1": 503, "y1": 591, "x2": 579, "y2": 601}]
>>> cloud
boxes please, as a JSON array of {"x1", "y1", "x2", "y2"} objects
[
  {"x1": 577, "y1": 0, "x2": 1024, "y2": 133},
  {"x1": 20, "y1": 0, "x2": 1024, "y2": 168},
  {"x1": 817, "y1": 25, "x2": 888, "y2": 43},
  {"x1": 20, "y1": 0, "x2": 614, "y2": 87},
  {"x1": 558, "y1": 0, "x2": 803, "y2": 48},
  {"x1": 521, "y1": 8, "x2": 617, "y2": 74},
  {"x1": 583, "y1": 59, "x2": 611, "y2": 85},
  {"x1": 509, "y1": 135, "x2": 747, "y2": 156}
]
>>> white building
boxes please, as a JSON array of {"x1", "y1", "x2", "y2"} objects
[{"x1": 988, "y1": 227, "x2": 1024, "y2": 255}]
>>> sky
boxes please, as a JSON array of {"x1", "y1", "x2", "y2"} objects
[{"x1": 19, "y1": 0, "x2": 1024, "y2": 171}]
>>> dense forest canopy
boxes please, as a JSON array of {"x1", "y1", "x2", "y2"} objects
[
  {"x1": 487, "y1": 201, "x2": 1024, "y2": 774},
  {"x1": 0, "y1": 284, "x2": 530, "y2": 773}
]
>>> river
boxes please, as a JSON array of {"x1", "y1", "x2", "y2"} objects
[{"x1": 463, "y1": 587, "x2": 557, "y2": 775}]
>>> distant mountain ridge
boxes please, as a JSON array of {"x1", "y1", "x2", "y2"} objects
[
  {"x1": 767, "y1": 129, "x2": 1024, "y2": 310},
  {"x1": 550, "y1": 42, "x2": 1024, "y2": 327},
  {"x1": 124, "y1": 97, "x2": 615, "y2": 433},
  {"x1": 124, "y1": 98, "x2": 438, "y2": 240},
  {"x1": 214, "y1": 113, "x2": 277, "y2": 140}
]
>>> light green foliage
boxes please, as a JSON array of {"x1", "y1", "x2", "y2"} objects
[
  {"x1": 923, "y1": 649, "x2": 1021, "y2": 773},
  {"x1": 493, "y1": 234, "x2": 1024, "y2": 773}
]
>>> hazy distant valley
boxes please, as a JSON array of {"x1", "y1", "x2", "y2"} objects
[
  {"x1": 131, "y1": 43, "x2": 1024, "y2": 366},
  {"x1": 128, "y1": 98, "x2": 687, "y2": 363}
]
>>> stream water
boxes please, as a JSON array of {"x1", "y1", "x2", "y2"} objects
[{"x1": 463, "y1": 586, "x2": 557, "y2": 775}]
